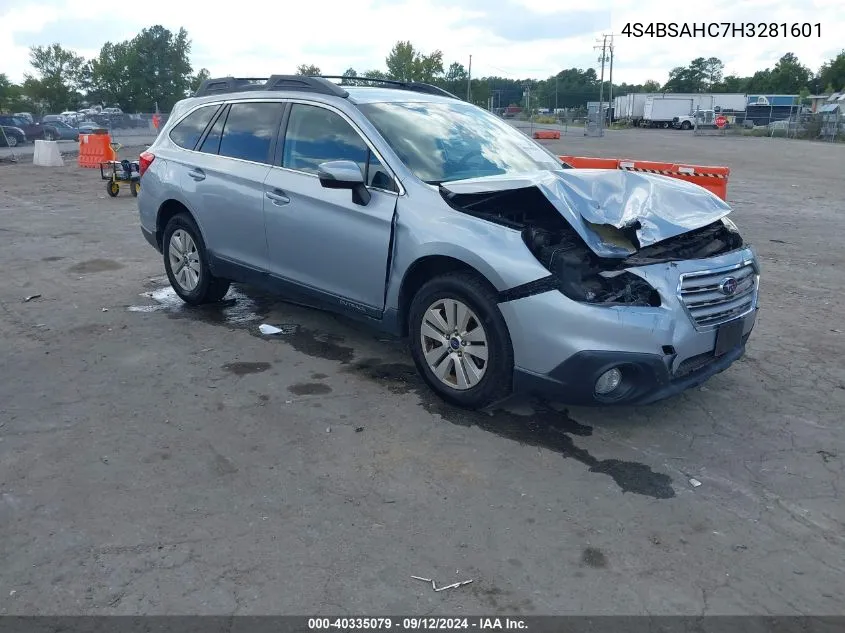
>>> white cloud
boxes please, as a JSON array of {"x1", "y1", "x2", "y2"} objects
[{"x1": 2, "y1": 0, "x2": 843, "y2": 87}]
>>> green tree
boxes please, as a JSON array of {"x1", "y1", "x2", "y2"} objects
[
  {"x1": 90, "y1": 26, "x2": 194, "y2": 112},
  {"x1": 340, "y1": 67, "x2": 360, "y2": 85},
  {"x1": 445, "y1": 62, "x2": 467, "y2": 82},
  {"x1": 745, "y1": 69, "x2": 773, "y2": 93},
  {"x1": 818, "y1": 50, "x2": 845, "y2": 92},
  {"x1": 641, "y1": 80, "x2": 661, "y2": 92},
  {"x1": 704, "y1": 57, "x2": 724, "y2": 90},
  {"x1": 720, "y1": 74, "x2": 747, "y2": 93},
  {"x1": 0, "y1": 73, "x2": 12, "y2": 109},
  {"x1": 363, "y1": 69, "x2": 388, "y2": 80},
  {"x1": 296, "y1": 64, "x2": 321, "y2": 76},
  {"x1": 190, "y1": 68, "x2": 210, "y2": 93},
  {"x1": 385, "y1": 41, "x2": 416, "y2": 81},
  {"x1": 24, "y1": 44, "x2": 86, "y2": 111},
  {"x1": 768, "y1": 53, "x2": 812, "y2": 93},
  {"x1": 385, "y1": 41, "x2": 443, "y2": 82}
]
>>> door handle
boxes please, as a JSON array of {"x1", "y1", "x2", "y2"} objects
[
  {"x1": 265, "y1": 190, "x2": 290, "y2": 205},
  {"x1": 187, "y1": 168, "x2": 205, "y2": 181}
]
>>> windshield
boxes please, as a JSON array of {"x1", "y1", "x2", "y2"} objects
[{"x1": 358, "y1": 101, "x2": 562, "y2": 184}]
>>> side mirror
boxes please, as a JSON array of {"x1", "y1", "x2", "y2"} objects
[{"x1": 317, "y1": 160, "x2": 371, "y2": 206}]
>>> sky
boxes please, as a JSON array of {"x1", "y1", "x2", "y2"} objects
[{"x1": 2, "y1": 0, "x2": 843, "y2": 87}]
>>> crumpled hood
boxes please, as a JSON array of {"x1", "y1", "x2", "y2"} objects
[{"x1": 440, "y1": 169, "x2": 732, "y2": 258}]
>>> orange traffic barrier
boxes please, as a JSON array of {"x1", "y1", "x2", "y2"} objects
[
  {"x1": 559, "y1": 155, "x2": 730, "y2": 201},
  {"x1": 152, "y1": 113, "x2": 161, "y2": 130},
  {"x1": 533, "y1": 130, "x2": 560, "y2": 140},
  {"x1": 559, "y1": 155, "x2": 620, "y2": 170},
  {"x1": 78, "y1": 133, "x2": 117, "y2": 168}
]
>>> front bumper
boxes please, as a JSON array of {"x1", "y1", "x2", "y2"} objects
[
  {"x1": 513, "y1": 328, "x2": 751, "y2": 405},
  {"x1": 499, "y1": 247, "x2": 759, "y2": 406}
]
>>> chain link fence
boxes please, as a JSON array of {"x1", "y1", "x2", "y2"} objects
[{"x1": 506, "y1": 110, "x2": 585, "y2": 139}]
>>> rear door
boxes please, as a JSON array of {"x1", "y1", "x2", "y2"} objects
[
  {"x1": 262, "y1": 102, "x2": 399, "y2": 314},
  {"x1": 178, "y1": 101, "x2": 284, "y2": 272}
]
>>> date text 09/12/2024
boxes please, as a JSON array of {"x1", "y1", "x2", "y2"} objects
[{"x1": 622, "y1": 22, "x2": 821, "y2": 38}]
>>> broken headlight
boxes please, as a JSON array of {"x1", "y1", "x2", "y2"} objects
[
  {"x1": 721, "y1": 216, "x2": 739, "y2": 232},
  {"x1": 581, "y1": 271, "x2": 662, "y2": 307},
  {"x1": 524, "y1": 227, "x2": 662, "y2": 307}
]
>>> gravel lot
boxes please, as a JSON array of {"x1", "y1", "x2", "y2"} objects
[{"x1": 1, "y1": 132, "x2": 843, "y2": 616}]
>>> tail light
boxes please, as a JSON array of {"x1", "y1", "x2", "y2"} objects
[{"x1": 139, "y1": 151, "x2": 155, "y2": 177}]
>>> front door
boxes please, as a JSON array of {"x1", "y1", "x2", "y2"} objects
[{"x1": 263, "y1": 102, "x2": 399, "y2": 314}]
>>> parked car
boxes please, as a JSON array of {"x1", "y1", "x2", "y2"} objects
[
  {"x1": 0, "y1": 115, "x2": 37, "y2": 142},
  {"x1": 14, "y1": 112, "x2": 34, "y2": 123},
  {"x1": 41, "y1": 114, "x2": 65, "y2": 124},
  {"x1": 76, "y1": 120, "x2": 106, "y2": 134},
  {"x1": 138, "y1": 76, "x2": 760, "y2": 409},
  {"x1": 42, "y1": 120, "x2": 80, "y2": 141},
  {"x1": 0, "y1": 124, "x2": 26, "y2": 147}
]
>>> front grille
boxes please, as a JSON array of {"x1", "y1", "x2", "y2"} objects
[
  {"x1": 679, "y1": 262, "x2": 758, "y2": 330},
  {"x1": 674, "y1": 333, "x2": 751, "y2": 378}
]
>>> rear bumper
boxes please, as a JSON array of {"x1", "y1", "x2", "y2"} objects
[
  {"x1": 141, "y1": 225, "x2": 159, "y2": 252},
  {"x1": 513, "y1": 335, "x2": 749, "y2": 406}
]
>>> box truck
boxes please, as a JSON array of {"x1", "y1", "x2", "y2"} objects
[{"x1": 642, "y1": 96, "x2": 694, "y2": 127}]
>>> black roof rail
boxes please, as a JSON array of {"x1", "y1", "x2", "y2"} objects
[
  {"x1": 193, "y1": 75, "x2": 349, "y2": 99},
  {"x1": 319, "y1": 75, "x2": 460, "y2": 100}
]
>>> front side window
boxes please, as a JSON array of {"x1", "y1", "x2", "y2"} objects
[
  {"x1": 218, "y1": 102, "x2": 282, "y2": 164},
  {"x1": 358, "y1": 101, "x2": 563, "y2": 184},
  {"x1": 168, "y1": 105, "x2": 218, "y2": 150},
  {"x1": 283, "y1": 104, "x2": 369, "y2": 173},
  {"x1": 282, "y1": 103, "x2": 394, "y2": 190}
]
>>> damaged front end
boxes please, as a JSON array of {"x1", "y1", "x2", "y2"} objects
[{"x1": 439, "y1": 170, "x2": 745, "y2": 307}]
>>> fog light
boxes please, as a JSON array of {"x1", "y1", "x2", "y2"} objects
[{"x1": 595, "y1": 368, "x2": 622, "y2": 395}]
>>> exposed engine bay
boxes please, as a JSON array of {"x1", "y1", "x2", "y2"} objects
[{"x1": 441, "y1": 184, "x2": 744, "y2": 307}]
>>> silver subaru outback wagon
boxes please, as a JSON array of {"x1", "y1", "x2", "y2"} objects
[{"x1": 137, "y1": 75, "x2": 760, "y2": 409}]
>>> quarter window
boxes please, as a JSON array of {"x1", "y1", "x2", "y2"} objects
[
  {"x1": 168, "y1": 105, "x2": 218, "y2": 150},
  {"x1": 198, "y1": 107, "x2": 227, "y2": 155},
  {"x1": 218, "y1": 102, "x2": 282, "y2": 164}
]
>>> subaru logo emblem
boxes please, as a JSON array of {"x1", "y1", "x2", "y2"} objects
[{"x1": 719, "y1": 276, "x2": 738, "y2": 296}]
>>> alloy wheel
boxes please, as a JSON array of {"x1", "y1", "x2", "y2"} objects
[
  {"x1": 168, "y1": 229, "x2": 201, "y2": 292},
  {"x1": 420, "y1": 298, "x2": 488, "y2": 390}
]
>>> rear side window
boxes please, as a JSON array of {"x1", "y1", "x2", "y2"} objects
[
  {"x1": 218, "y1": 102, "x2": 282, "y2": 164},
  {"x1": 168, "y1": 105, "x2": 218, "y2": 149}
]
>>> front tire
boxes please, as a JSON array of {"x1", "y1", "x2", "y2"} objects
[
  {"x1": 408, "y1": 272, "x2": 513, "y2": 409},
  {"x1": 162, "y1": 213, "x2": 230, "y2": 305},
  {"x1": 681, "y1": 121, "x2": 692, "y2": 130}
]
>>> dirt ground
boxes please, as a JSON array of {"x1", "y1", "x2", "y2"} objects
[{"x1": 1, "y1": 132, "x2": 843, "y2": 616}]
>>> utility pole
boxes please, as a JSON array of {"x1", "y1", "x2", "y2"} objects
[
  {"x1": 467, "y1": 55, "x2": 472, "y2": 101},
  {"x1": 608, "y1": 36, "x2": 614, "y2": 125},
  {"x1": 595, "y1": 35, "x2": 608, "y2": 133}
]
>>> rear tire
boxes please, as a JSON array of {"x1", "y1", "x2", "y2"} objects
[
  {"x1": 130, "y1": 181, "x2": 139, "y2": 197},
  {"x1": 408, "y1": 272, "x2": 513, "y2": 409},
  {"x1": 106, "y1": 181, "x2": 119, "y2": 197},
  {"x1": 162, "y1": 213, "x2": 230, "y2": 305}
]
